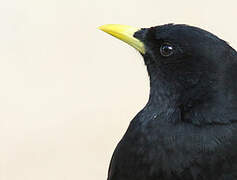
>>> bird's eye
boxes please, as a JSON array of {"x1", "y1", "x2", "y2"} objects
[{"x1": 160, "y1": 43, "x2": 174, "y2": 57}]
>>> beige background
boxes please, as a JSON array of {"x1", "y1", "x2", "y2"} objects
[{"x1": 0, "y1": 0, "x2": 237, "y2": 179}]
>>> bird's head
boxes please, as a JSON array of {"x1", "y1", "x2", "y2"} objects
[{"x1": 99, "y1": 24, "x2": 237, "y2": 124}]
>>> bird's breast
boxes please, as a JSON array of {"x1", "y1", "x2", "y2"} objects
[{"x1": 108, "y1": 118, "x2": 237, "y2": 180}]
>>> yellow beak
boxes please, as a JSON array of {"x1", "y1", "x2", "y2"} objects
[{"x1": 99, "y1": 24, "x2": 145, "y2": 54}]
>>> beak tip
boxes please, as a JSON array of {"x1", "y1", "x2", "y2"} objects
[
  {"x1": 98, "y1": 25, "x2": 104, "y2": 31},
  {"x1": 98, "y1": 24, "x2": 111, "y2": 32}
]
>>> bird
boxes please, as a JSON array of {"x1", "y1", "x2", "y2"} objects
[{"x1": 98, "y1": 24, "x2": 237, "y2": 180}]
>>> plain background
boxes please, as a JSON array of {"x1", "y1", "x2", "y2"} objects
[{"x1": 0, "y1": 0, "x2": 237, "y2": 179}]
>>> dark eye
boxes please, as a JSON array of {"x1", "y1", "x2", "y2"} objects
[{"x1": 160, "y1": 43, "x2": 174, "y2": 57}]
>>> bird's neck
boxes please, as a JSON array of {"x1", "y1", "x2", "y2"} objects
[
  {"x1": 147, "y1": 84, "x2": 237, "y2": 125},
  {"x1": 144, "y1": 75, "x2": 182, "y2": 125},
  {"x1": 148, "y1": 83, "x2": 178, "y2": 112},
  {"x1": 146, "y1": 63, "x2": 182, "y2": 114},
  {"x1": 146, "y1": 69, "x2": 236, "y2": 126}
]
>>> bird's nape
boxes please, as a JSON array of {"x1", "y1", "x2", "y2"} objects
[{"x1": 99, "y1": 23, "x2": 237, "y2": 180}]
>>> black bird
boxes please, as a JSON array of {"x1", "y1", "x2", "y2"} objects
[{"x1": 99, "y1": 24, "x2": 237, "y2": 180}]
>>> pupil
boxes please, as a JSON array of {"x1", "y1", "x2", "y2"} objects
[
  {"x1": 164, "y1": 45, "x2": 171, "y2": 53},
  {"x1": 160, "y1": 43, "x2": 173, "y2": 56}
]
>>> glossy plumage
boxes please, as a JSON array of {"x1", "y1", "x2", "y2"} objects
[{"x1": 107, "y1": 24, "x2": 237, "y2": 180}]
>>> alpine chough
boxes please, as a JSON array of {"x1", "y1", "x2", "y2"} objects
[{"x1": 99, "y1": 24, "x2": 237, "y2": 180}]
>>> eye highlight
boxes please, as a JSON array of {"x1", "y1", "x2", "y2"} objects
[{"x1": 160, "y1": 43, "x2": 174, "y2": 57}]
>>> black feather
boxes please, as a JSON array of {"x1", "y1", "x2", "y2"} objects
[{"x1": 107, "y1": 24, "x2": 237, "y2": 180}]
